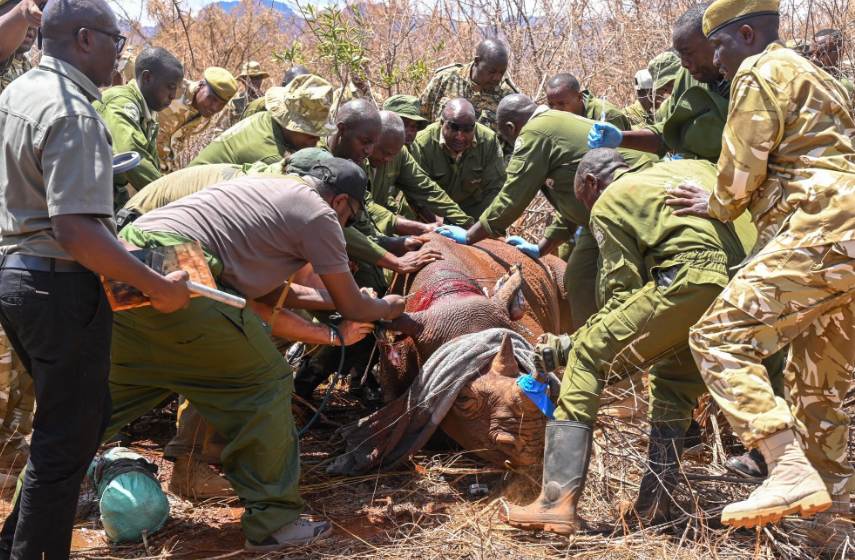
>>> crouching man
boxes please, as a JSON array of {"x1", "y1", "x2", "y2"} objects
[
  {"x1": 503, "y1": 150, "x2": 758, "y2": 534},
  {"x1": 103, "y1": 158, "x2": 406, "y2": 551}
]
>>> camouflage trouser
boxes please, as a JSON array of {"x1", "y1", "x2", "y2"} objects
[
  {"x1": 690, "y1": 241, "x2": 855, "y2": 494},
  {"x1": 0, "y1": 328, "x2": 34, "y2": 451}
]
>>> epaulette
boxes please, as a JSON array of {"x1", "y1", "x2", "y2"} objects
[{"x1": 433, "y1": 62, "x2": 464, "y2": 76}]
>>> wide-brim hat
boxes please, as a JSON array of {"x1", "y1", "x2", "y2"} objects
[
  {"x1": 266, "y1": 75, "x2": 336, "y2": 137},
  {"x1": 239, "y1": 61, "x2": 270, "y2": 79},
  {"x1": 663, "y1": 86, "x2": 729, "y2": 160},
  {"x1": 383, "y1": 95, "x2": 428, "y2": 128},
  {"x1": 648, "y1": 51, "x2": 682, "y2": 91}
]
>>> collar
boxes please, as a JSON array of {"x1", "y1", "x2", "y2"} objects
[
  {"x1": 532, "y1": 104, "x2": 550, "y2": 118},
  {"x1": 37, "y1": 55, "x2": 103, "y2": 102},
  {"x1": 463, "y1": 61, "x2": 498, "y2": 92},
  {"x1": 130, "y1": 79, "x2": 154, "y2": 121}
]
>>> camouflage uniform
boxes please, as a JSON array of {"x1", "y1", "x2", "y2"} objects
[
  {"x1": 689, "y1": 43, "x2": 855, "y2": 494},
  {"x1": 419, "y1": 62, "x2": 519, "y2": 155},
  {"x1": 117, "y1": 49, "x2": 136, "y2": 84},
  {"x1": 0, "y1": 54, "x2": 31, "y2": 94},
  {"x1": 157, "y1": 80, "x2": 217, "y2": 174}
]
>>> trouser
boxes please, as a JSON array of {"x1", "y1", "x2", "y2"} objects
[
  {"x1": 104, "y1": 296, "x2": 305, "y2": 542},
  {"x1": 0, "y1": 269, "x2": 113, "y2": 560},
  {"x1": 690, "y1": 241, "x2": 855, "y2": 494},
  {"x1": 555, "y1": 253, "x2": 727, "y2": 429},
  {"x1": 0, "y1": 330, "x2": 33, "y2": 455},
  {"x1": 563, "y1": 228, "x2": 599, "y2": 331}
]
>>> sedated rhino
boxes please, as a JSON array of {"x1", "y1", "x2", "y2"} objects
[{"x1": 328, "y1": 234, "x2": 571, "y2": 475}]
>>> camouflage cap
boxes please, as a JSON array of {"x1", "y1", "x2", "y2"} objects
[
  {"x1": 383, "y1": 95, "x2": 428, "y2": 127},
  {"x1": 267, "y1": 74, "x2": 336, "y2": 137},
  {"x1": 203, "y1": 67, "x2": 238, "y2": 101},
  {"x1": 285, "y1": 147, "x2": 333, "y2": 175},
  {"x1": 663, "y1": 86, "x2": 729, "y2": 161},
  {"x1": 648, "y1": 51, "x2": 682, "y2": 91},
  {"x1": 238, "y1": 61, "x2": 269, "y2": 79},
  {"x1": 703, "y1": 0, "x2": 779, "y2": 38}
]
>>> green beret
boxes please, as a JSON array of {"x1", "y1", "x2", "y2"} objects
[
  {"x1": 648, "y1": 51, "x2": 682, "y2": 91},
  {"x1": 203, "y1": 67, "x2": 238, "y2": 101},
  {"x1": 663, "y1": 86, "x2": 729, "y2": 161},
  {"x1": 703, "y1": 0, "x2": 780, "y2": 37},
  {"x1": 383, "y1": 95, "x2": 428, "y2": 127}
]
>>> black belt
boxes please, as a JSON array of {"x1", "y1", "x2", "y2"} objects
[{"x1": 0, "y1": 254, "x2": 89, "y2": 273}]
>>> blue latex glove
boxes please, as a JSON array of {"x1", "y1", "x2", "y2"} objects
[
  {"x1": 517, "y1": 373, "x2": 555, "y2": 419},
  {"x1": 434, "y1": 225, "x2": 468, "y2": 244},
  {"x1": 587, "y1": 122, "x2": 623, "y2": 149},
  {"x1": 505, "y1": 236, "x2": 541, "y2": 259}
]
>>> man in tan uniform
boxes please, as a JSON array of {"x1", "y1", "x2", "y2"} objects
[{"x1": 669, "y1": 1, "x2": 855, "y2": 548}]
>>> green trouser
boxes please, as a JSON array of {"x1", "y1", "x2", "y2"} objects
[
  {"x1": 556, "y1": 251, "x2": 728, "y2": 429},
  {"x1": 459, "y1": 196, "x2": 496, "y2": 222},
  {"x1": 107, "y1": 227, "x2": 304, "y2": 542},
  {"x1": 564, "y1": 228, "x2": 600, "y2": 331}
]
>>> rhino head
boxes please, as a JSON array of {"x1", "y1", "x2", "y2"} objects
[{"x1": 440, "y1": 332, "x2": 548, "y2": 467}]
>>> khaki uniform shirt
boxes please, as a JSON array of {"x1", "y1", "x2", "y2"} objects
[
  {"x1": 189, "y1": 112, "x2": 296, "y2": 167},
  {"x1": 409, "y1": 122, "x2": 507, "y2": 219},
  {"x1": 0, "y1": 56, "x2": 115, "y2": 260},
  {"x1": 0, "y1": 55, "x2": 32, "y2": 95},
  {"x1": 582, "y1": 90, "x2": 633, "y2": 131},
  {"x1": 157, "y1": 79, "x2": 217, "y2": 173},
  {"x1": 419, "y1": 62, "x2": 519, "y2": 154},
  {"x1": 709, "y1": 42, "x2": 855, "y2": 258}
]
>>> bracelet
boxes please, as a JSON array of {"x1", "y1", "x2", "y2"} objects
[{"x1": 328, "y1": 324, "x2": 337, "y2": 346}]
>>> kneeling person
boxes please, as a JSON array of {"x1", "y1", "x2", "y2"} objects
[
  {"x1": 505, "y1": 149, "x2": 754, "y2": 534},
  {"x1": 104, "y1": 159, "x2": 406, "y2": 551}
]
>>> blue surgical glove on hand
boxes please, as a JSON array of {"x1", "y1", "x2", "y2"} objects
[
  {"x1": 505, "y1": 236, "x2": 541, "y2": 259},
  {"x1": 434, "y1": 225, "x2": 468, "y2": 244},
  {"x1": 587, "y1": 122, "x2": 623, "y2": 149}
]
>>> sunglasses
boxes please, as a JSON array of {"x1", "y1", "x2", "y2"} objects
[
  {"x1": 446, "y1": 121, "x2": 475, "y2": 133},
  {"x1": 74, "y1": 27, "x2": 127, "y2": 54}
]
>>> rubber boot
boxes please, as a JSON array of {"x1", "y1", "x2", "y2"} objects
[
  {"x1": 721, "y1": 429, "x2": 831, "y2": 528},
  {"x1": 503, "y1": 421, "x2": 593, "y2": 535},
  {"x1": 632, "y1": 424, "x2": 686, "y2": 525}
]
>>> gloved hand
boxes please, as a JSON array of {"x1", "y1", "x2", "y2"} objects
[
  {"x1": 587, "y1": 122, "x2": 623, "y2": 149},
  {"x1": 505, "y1": 236, "x2": 541, "y2": 259},
  {"x1": 434, "y1": 225, "x2": 468, "y2": 245},
  {"x1": 533, "y1": 333, "x2": 572, "y2": 373}
]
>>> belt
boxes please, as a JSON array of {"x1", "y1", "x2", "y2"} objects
[{"x1": 0, "y1": 254, "x2": 90, "y2": 273}]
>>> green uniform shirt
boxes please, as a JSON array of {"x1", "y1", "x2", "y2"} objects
[
  {"x1": 623, "y1": 99, "x2": 655, "y2": 129},
  {"x1": 94, "y1": 80, "x2": 162, "y2": 197},
  {"x1": 582, "y1": 90, "x2": 633, "y2": 131},
  {"x1": 240, "y1": 96, "x2": 267, "y2": 121},
  {"x1": 125, "y1": 164, "x2": 244, "y2": 214},
  {"x1": 370, "y1": 149, "x2": 474, "y2": 235},
  {"x1": 189, "y1": 112, "x2": 295, "y2": 167},
  {"x1": 591, "y1": 158, "x2": 754, "y2": 315},
  {"x1": 409, "y1": 122, "x2": 506, "y2": 219},
  {"x1": 479, "y1": 107, "x2": 650, "y2": 241}
]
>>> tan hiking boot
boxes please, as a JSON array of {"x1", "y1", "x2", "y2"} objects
[
  {"x1": 797, "y1": 493, "x2": 854, "y2": 559},
  {"x1": 168, "y1": 456, "x2": 236, "y2": 500},
  {"x1": 721, "y1": 429, "x2": 831, "y2": 528},
  {"x1": 0, "y1": 444, "x2": 28, "y2": 474}
]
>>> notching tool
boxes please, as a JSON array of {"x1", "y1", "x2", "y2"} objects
[{"x1": 147, "y1": 252, "x2": 246, "y2": 309}]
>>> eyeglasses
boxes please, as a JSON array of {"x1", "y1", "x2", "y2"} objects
[
  {"x1": 446, "y1": 121, "x2": 475, "y2": 133},
  {"x1": 74, "y1": 27, "x2": 127, "y2": 54}
]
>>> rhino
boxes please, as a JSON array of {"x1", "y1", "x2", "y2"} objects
[{"x1": 328, "y1": 234, "x2": 572, "y2": 475}]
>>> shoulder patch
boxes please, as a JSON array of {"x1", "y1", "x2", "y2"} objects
[
  {"x1": 123, "y1": 103, "x2": 140, "y2": 121},
  {"x1": 513, "y1": 137, "x2": 525, "y2": 153},
  {"x1": 592, "y1": 222, "x2": 606, "y2": 250}
]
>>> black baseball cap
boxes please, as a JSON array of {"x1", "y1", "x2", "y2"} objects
[{"x1": 308, "y1": 158, "x2": 368, "y2": 210}]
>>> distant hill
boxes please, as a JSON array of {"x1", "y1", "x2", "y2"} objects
[{"x1": 215, "y1": 0, "x2": 293, "y2": 16}]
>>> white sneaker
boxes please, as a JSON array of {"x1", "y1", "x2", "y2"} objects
[{"x1": 244, "y1": 516, "x2": 333, "y2": 551}]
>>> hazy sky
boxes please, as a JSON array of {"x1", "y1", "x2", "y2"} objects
[{"x1": 110, "y1": 0, "x2": 215, "y2": 23}]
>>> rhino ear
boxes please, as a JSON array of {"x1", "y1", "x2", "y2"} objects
[
  {"x1": 490, "y1": 333, "x2": 519, "y2": 378},
  {"x1": 492, "y1": 264, "x2": 526, "y2": 321},
  {"x1": 387, "y1": 311, "x2": 426, "y2": 339}
]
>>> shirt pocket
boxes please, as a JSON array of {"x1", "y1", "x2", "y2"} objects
[{"x1": 462, "y1": 166, "x2": 485, "y2": 200}]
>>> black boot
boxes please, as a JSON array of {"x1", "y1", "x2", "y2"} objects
[
  {"x1": 504, "y1": 421, "x2": 593, "y2": 535},
  {"x1": 633, "y1": 424, "x2": 686, "y2": 525},
  {"x1": 724, "y1": 448, "x2": 768, "y2": 479},
  {"x1": 292, "y1": 355, "x2": 333, "y2": 402}
]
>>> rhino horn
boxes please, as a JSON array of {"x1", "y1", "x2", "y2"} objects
[
  {"x1": 492, "y1": 264, "x2": 526, "y2": 320},
  {"x1": 491, "y1": 333, "x2": 519, "y2": 378}
]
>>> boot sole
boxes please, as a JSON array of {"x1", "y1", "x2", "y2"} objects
[
  {"x1": 504, "y1": 513, "x2": 579, "y2": 535},
  {"x1": 244, "y1": 525, "x2": 334, "y2": 552},
  {"x1": 167, "y1": 485, "x2": 236, "y2": 500},
  {"x1": 721, "y1": 490, "x2": 832, "y2": 528}
]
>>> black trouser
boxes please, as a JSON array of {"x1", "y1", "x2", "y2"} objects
[{"x1": 0, "y1": 268, "x2": 113, "y2": 560}]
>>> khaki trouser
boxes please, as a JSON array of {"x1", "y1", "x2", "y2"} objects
[
  {"x1": 690, "y1": 241, "x2": 855, "y2": 494},
  {"x1": 0, "y1": 329, "x2": 33, "y2": 454}
]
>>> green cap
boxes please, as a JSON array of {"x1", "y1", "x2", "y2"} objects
[
  {"x1": 648, "y1": 51, "x2": 682, "y2": 91},
  {"x1": 662, "y1": 86, "x2": 729, "y2": 161},
  {"x1": 383, "y1": 95, "x2": 428, "y2": 128},
  {"x1": 285, "y1": 147, "x2": 333, "y2": 175}
]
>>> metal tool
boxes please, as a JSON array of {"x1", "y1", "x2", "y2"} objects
[{"x1": 147, "y1": 252, "x2": 246, "y2": 309}]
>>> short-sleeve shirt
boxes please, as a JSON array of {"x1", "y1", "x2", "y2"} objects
[
  {"x1": 133, "y1": 176, "x2": 350, "y2": 299},
  {"x1": 0, "y1": 56, "x2": 115, "y2": 260}
]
